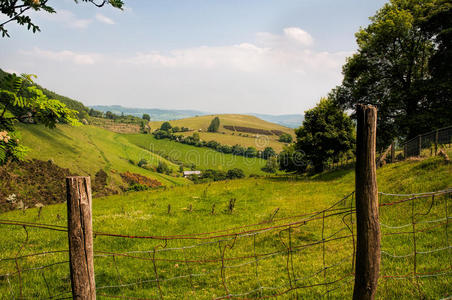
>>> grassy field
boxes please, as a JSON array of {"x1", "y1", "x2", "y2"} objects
[
  {"x1": 17, "y1": 124, "x2": 189, "y2": 188},
  {"x1": 148, "y1": 114, "x2": 295, "y2": 152},
  {"x1": 124, "y1": 134, "x2": 268, "y2": 175},
  {"x1": 0, "y1": 156, "x2": 450, "y2": 299}
]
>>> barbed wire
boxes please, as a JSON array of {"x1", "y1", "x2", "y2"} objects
[{"x1": 0, "y1": 188, "x2": 450, "y2": 299}]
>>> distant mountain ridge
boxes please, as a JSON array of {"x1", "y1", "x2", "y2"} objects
[{"x1": 90, "y1": 105, "x2": 304, "y2": 128}]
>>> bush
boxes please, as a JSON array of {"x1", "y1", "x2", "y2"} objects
[
  {"x1": 156, "y1": 161, "x2": 170, "y2": 174},
  {"x1": 207, "y1": 117, "x2": 220, "y2": 132},
  {"x1": 160, "y1": 122, "x2": 172, "y2": 132},
  {"x1": 279, "y1": 133, "x2": 293, "y2": 143},
  {"x1": 262, "y1": 156, "x2": 278, "y2": 173},
  {"x1": 227, "y1": 168, "x2": 245, "y2": 179},
  {"x1": 137, "y1": 159, "x2": 148, "y2": 168}
]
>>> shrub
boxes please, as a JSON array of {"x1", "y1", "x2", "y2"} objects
[
  {"x1": 137, "y1": 159, "x2": 148, "y2": 168},
  {"x1": 156, "y1": 161, "x2": 170, "y2": 174},
  {"x1": 279, "y1": 133, "x2": 293, "y2": 143},
  {"x1": 208, "y1": 117, "x2": 220, "y2": 132},
  {"x1": 227, "y1": 168, "x2": 245, "y2": 179},
  {"x1": 160, "y1": 122, "x2": 172, "y2": 132},
  {"x1": 262, "y1": 157, "x2": 278, "y2": 173}
]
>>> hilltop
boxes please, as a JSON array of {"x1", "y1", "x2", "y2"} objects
[{"x1": 148, "y1": 114, "x2": 295, "y2": 152}]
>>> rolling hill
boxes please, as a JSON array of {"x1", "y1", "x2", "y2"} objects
[{"x1": 148, "y1": 114, "x2": 295, "y2": 152}]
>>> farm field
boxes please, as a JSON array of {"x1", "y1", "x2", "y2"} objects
[
  {"x1": 16, "y1": 124, "x2": 189, "y2": 188},
  {"x1": 124, "y1": 133, "x2": 268, "y2": 175},
  {"x1": 148, "y1": 114, "x2": 295, "y2": 152},
  {"x1": 0, "y1": 156, "x2": 450, "y2": 299}
]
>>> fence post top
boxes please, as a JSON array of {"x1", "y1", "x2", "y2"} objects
[
  {"x1": 356, "y1": 104, "x2": 377, "y2": 111},
  {"x1": 66, "y1": 176, "x2": 91, "y2": 180}
]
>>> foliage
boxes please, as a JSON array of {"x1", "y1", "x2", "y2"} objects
[
  {"x1": 0, "y1": 0, "x2": 124, "y2": 37},
  {"x1": 0, "y1": 73, "x2": 80, "y2": 164},
  {"x1": 156, "y1": 161, "x2": 170, "y2": 174},
  {"x1": 226, "y1": 168, "x2": 245, "y2": 179},
  {"x1": 295, "y1": 98, "x2": 355, "y2": 173},
  {"x1": 120, "y1": 171, "x2": 162, "y2": 189},
  {"x1": 278, "y1": 133, "x2": 293, "y2": 143},
  {"x1": 330, "y1": 0, "x2": 452, "y2": 149},
  {"x1": 207, "y1": 116, "x2": 220, "y2": 132},
  {"x1": 278, "y1": 144, "x2": 307, "y2": 173},
  {"x1": 142, "y1": 113, "x2": 150, "y2": 121},
  {"x1": 137, "y1": 159, "x2": 148, "y2": 168},
  {"x1": 261, "y1": 147, "x2": 276, "y2": 159},
  {"x1": 261, "y1": 156, "x2": 278, "y2": 173},
  {"x1": 160, "y1": 121, "x2": 172, "y2": 132}
]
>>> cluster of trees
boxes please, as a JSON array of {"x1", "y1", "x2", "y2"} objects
[
  {"x1": 189, "y1": 168, "x2": 245, "y2": 183},
  {"x1": 153, "y1": 121, "x2": 277, "y2": 160},
  {"x1": 279, "y1": 0, "x2": 451, "y2": 174},
  {"x1": 330, "y1": 0, "x2": 452, "y2": 150}
]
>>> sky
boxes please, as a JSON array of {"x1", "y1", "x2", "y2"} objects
[{"x1": 0, "y1": 0, "x2": 387, "y2": 115}]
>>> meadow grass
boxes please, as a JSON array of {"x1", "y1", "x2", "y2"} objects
[
  {"x1": 124, "y1": 134, "x2": 268, "y2": 175},
  {"x1": 0, "y1": 156, "x2": 450, "y2": 299},
  {"x1": 17, "y1": 124, "x2": 189, "y2": 187}
]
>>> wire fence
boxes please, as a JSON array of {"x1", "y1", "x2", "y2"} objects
[
  {"x1": 402, "y1": 125, "x2": 452, "y2": 158},
  {"x1": 0, "y1": 189, "x2": 451, "y2": 299}
]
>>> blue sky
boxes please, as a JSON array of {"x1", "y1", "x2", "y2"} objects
[{"x1": 0, "y1": 0, "x2": 387, "y2": 115}]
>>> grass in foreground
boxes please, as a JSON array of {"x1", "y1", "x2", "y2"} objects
[{"x1": 0, "y1": 157, "x2": 450, "y2": 299}]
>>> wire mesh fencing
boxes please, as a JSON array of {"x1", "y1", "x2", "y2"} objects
[
  {"x1": 0, "y1": 189, "x2": 451, "y2": 299},
  {"x1": 402, "y1": 126, "x2": 452, "y2": 158}
]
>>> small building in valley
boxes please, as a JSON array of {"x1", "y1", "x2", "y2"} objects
[{"x1": 183, "y1": 171, "x2": 201, "y2": 178}]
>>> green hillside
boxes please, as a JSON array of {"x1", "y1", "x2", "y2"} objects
[
  {"x1": 124, "y1": 133, "x2": 267, "y2": 174},
  {"x1": 17, "y1": 124, "x2": 189, "y2": 188},
  {"x1": 148, "y1": 114, "x2": 295, "y2": 152},
  {"x1": 0, "y1": 156, "x2": 450, "y2": 299}
]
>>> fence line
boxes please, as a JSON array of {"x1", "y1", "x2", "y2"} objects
[{"x1": 1, "y1": 188, "x2": 450, "y2": 299}]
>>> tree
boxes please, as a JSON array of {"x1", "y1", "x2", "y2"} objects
[
  {"x1": 331, "y1": 0, "x2": 451, "y2": 149},
  {"x1": 261, "y1": 147, "x2": 276, "y2": 159},
  {"x1": 226, "y1": 168, "x2": 245, "y2": 179},
  {"x1": 0, "y1": 73, "x2": 79, "y2": 164},
  {"x1": 262, "y1": 156, "x2": 278, "y2": 173},
  {"x1": 156, "y1": 161, "x2": 170, "y2": 174},
  {"x1": 0, "y1": 0, "x2": 124, "y2": 38},
  {"x1": 295, "y1": 98, "x2": 355, "y2": 173},
  {"x1": 207, "y1": 116, "x2": 220, "y2": 132},
  {"x1": 278, "y1": 133, "x2": 293, "y2": 143},
  {"x1": 244, "y1": 146, "x2": 258, "y2": 158},
  {"x1": 160, "y1": 121, "x2": 172, "y2": 132},
  {"x1": 278, "y1": 144, "x2": 307, "y2": 173},
  {"x1": 142, "y1": 113, "x2": 150, "y2": 121}
]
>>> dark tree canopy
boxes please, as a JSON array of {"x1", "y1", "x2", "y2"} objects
[
  {"x1": 0, "y1": 0, "x2": 124, "y2": 37},
  {"x1": 142, "y1": 113, "x2": 150, "y2": 121},
  {"x1": 160, "y1": 121, "x2": 172, "y2": 132},
  {"x1": 295, "y1": 98, "x2": 355, "y2": 173},
  {"x1": 207, "y1": 116, "x2": 220, "y2": 132},
  {"x1": 331, "y1": 0, "x2": 452, "y2": 149}
]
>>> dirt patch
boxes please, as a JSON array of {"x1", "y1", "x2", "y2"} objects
[
  {"x1": 120, "y1": 171, "x2": 163, "y2": 189},
  {"x1": 0, "y1": 159, "x2": 75, "y2": 212}
]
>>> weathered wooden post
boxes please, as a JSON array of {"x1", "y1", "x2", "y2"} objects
[
  {"x1": 353, "y1": 105, "x2": 380, "y2": 300},
  {"x1": 66, "y1": 176, "x2": 96, "y2": 300}
]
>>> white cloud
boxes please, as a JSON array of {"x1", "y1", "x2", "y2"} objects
[
  {"x1": 20, "y1": 48, "x2": 101, "y2": 65},
  {"x1": 38, "y1": 9, "x2": 92, "y2": 29},
  {"x1": 96, "y1": 13, "x2": 115, "y2": 25},
  {"x1": 122, "y1": 27, "x2": 348, "y2": 75},
  {"x1": 283, "y1": 27, "x2": 313, "y2": 46}
]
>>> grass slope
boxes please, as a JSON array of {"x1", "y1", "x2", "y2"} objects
[
  {"x1": 148, "y1": 114, "x2": 295, "y2": 152},
  {"x1": 124, "y1": 134, "x2": 268, "y2": 175},
  {"x1": 17, "y1": 124, "x2": 189, "y2": 187},
  {"x1": 0, "y1": 156, "x2": 450, "y2": 299}
]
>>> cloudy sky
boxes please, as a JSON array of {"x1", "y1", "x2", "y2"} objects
[{"x1": 0, "y1": 0, "x2": 386, "y2": 115}]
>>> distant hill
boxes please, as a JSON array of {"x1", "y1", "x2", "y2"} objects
[
  {"x1": 250, "y1": 113, "x2": 304, "y2": 129},
  {"x1": 90, "y1": 105, "x2": 209, "y2": 121},
  {"x1": 89, "y1": 105, "x2": 304, "y2": 128},
  {"x1": 148, "y1": 114, "x2": 295, "y2": 152}
]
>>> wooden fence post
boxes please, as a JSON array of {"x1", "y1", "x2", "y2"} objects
[
  {"x1": 66, "y1": 176, "x2": 96, "y2": 300},
  {"x1": 353, "y1": 105, "x2": 381, "y2": 300}
]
